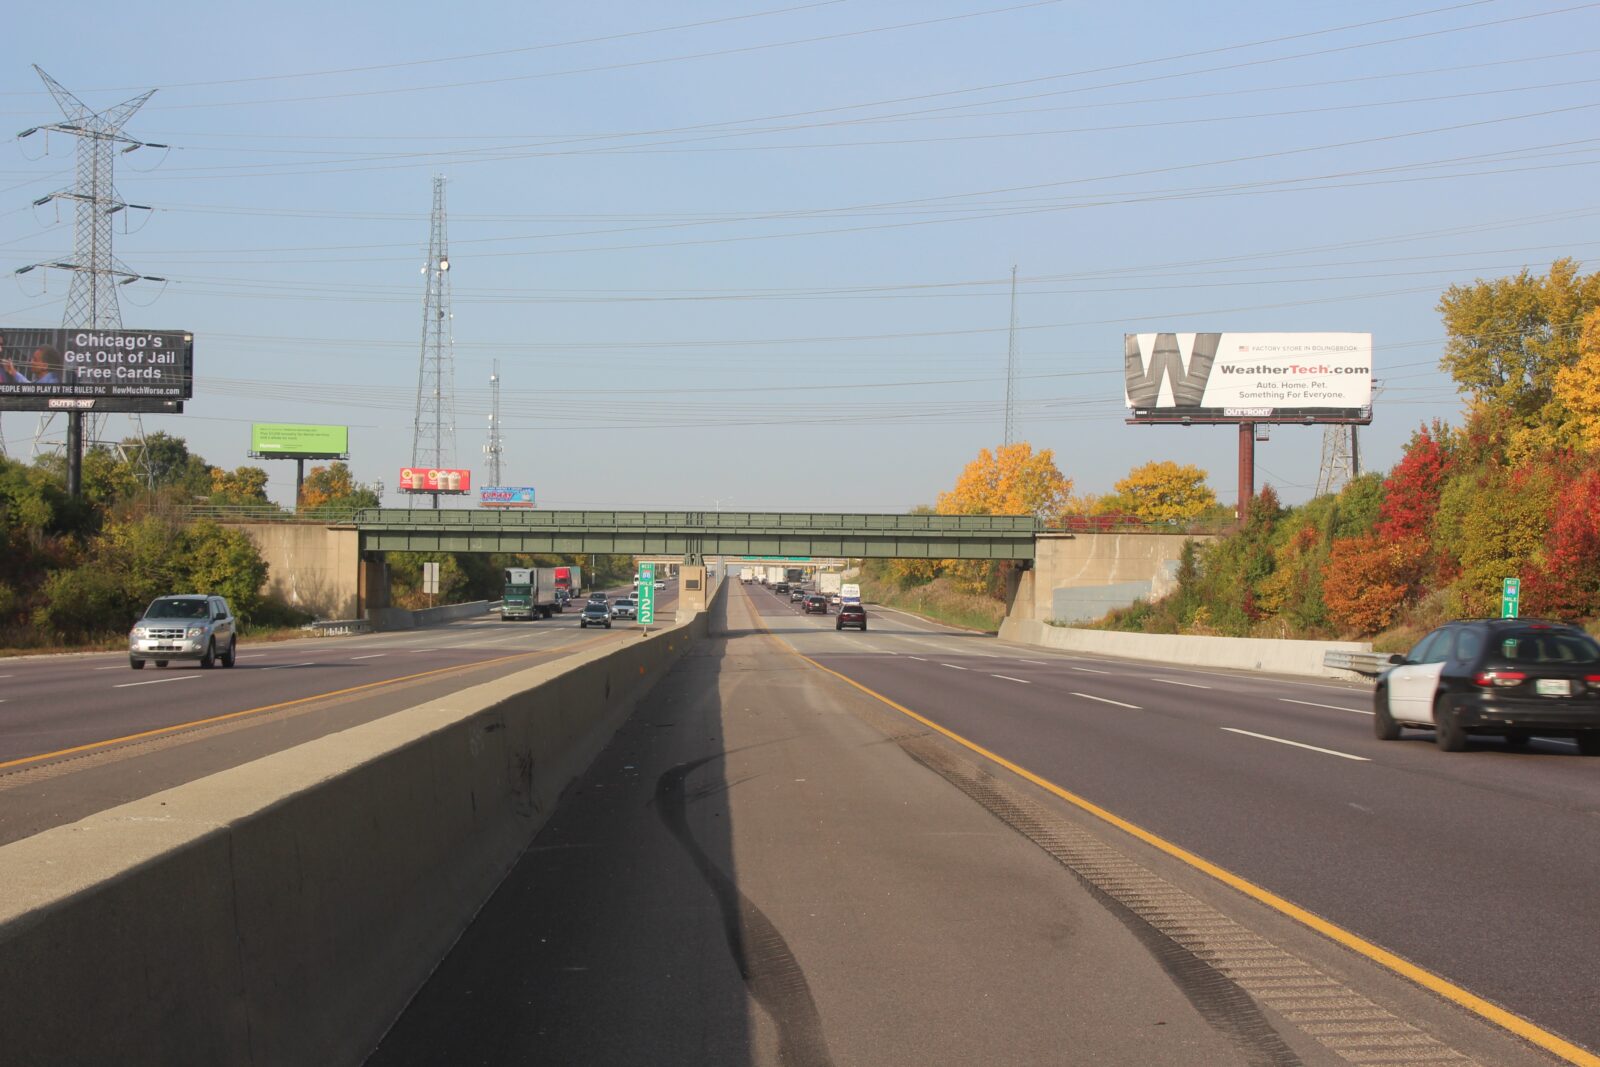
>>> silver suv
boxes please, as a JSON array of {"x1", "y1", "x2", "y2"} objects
[{"x1": 129, "y1": 595, "x2": 237, "y2": 670}]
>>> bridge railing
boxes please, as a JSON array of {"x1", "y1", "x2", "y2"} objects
[
  {"x1": 181, "y1": 504, "x2": 359, "y2": 525},
  {"x1": 350, "y1": 508, "x2": 1039, "y2": 533}
]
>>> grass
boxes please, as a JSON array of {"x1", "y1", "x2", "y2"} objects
[{"x1": 861, "y1": 576, "x2": 1007, "y2": 633}]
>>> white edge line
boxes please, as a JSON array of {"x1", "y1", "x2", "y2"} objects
[
  {"x1": 992, "y1": 675, "x2": 1031, "y2": 684},
  {"x1": 1280, "y1": 698, "x2": 1373, "y2": 716},
  {"x1": 1072, "y1": 692, "x2": 1140, "y2": 709},
  {"x1": 114, "y1": 674, "x2": 202, "y2": 689},
  {"x1": 1222, "y1": 727, "x2": 1370, "y2": 761},
  {"x1": 262, "y1": 661, "x2": 318, "y2": 671}
]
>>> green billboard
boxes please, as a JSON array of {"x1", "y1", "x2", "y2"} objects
[{"x1": 250, "y1": 423, "x2": 348, "y2": 457}]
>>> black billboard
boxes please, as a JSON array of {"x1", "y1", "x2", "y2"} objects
[{"x1": 0, "y1": 328, "x2": 192, "y2": 412}]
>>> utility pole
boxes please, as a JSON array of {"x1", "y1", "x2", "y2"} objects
[
  {"x1": 16, "y1": 67, "x2": 164, "y2": 497},
  {"x1": 484, "y1": 359, "x2": 503, "y2": 487},
  {"x1": 410, "y1": 176, "x2": 456, "y2": 509},
  {"x1": 1003, "y1": 265, "x2": 1019, "y2": 446}
]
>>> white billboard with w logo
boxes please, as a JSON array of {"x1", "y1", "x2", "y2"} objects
[{"x1": 1124, "y1": 332, "x2": 1371, "y2": 422}]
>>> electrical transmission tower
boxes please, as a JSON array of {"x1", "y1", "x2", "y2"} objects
[
  {"x1": 15, "y1": 66, "x2": 165, "y2": 495},
  {"x1": 1003, "y1": 265, "x2": 1019, "y2": 446},
  {"x1": 484, "y1": 359, "x2": 503, "y2": 487},
  {"x1": 1315, "y1": 379, "x2": 1379, "y2": 496},
  {"x1": 410, "y1": 177, "x2": 456, "y2": 508}
]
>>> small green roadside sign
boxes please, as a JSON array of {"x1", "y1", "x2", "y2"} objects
[
  {"x1": 1501, "y1": 577, "x2": 1521, "y2": 619},
  {"x1": 637, "y1": 563, "x2": 656, "y2": 626}
]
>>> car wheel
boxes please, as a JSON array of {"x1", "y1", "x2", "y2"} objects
[
  {"x1": 580, "y1": 620, "x2": 587, "y2": 628},
  {"x1": 1576, "y1": 733, "x2": 1600, "y2": 756},
  {"x1": 130, "y1": 657, "x2": 145, "y2": 670},
  {"x1": 1502, "y1": 729, "x2": 1530, "y2": 748},
  {"x1": 199, "y1": 640, "x2": 216, "y2": 669},
  {"x1": 1372, "y1": 688, "x2": 1401, "y2": 741},
  {"x1": 836, "y1": 622, "x2": 843, "y2": 630},
  {"x1": 605, "y1": 621, "x2": 612, "y2": 629},
  {"x1": 154, "y1": 660, "x2": 168, "y2": 668},
  {"x1": 859, "y1": 622, "x2": 867, "y2": 631},
  {"x1": 221, "y1": 637, "x2": 237, "y2": 668},
  {"x1": 1433, "y1": 695, "x2": 1466, "y2": 751}
]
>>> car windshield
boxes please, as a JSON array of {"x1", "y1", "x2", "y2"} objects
[
  {"x1": 1491, "y1": 630, "x2": 1600, "y2": 665},
  {"x1": 145, "y1": 598, "x2": 210, "y2": 619}
]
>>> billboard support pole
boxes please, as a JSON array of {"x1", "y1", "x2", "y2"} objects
[
  {"x1": 65, "y1": 412, "x2": 82, "y2": 497},
  {"x1": 295, "y1": 458, "x2": 305, "y2": 511},
  {"x1": 1237, "y1": 423, "x2": 1255, "y2": 528}
]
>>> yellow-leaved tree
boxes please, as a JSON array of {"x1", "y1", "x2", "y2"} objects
[
  {"x1": 1552, "y1": 307, "x2": 1600, "y2": 452},
  {"x1": 909, "y1": 443, "x2": 1074, "y2": 594},
  {"x1": 936, "y1": 442, "x2": 1073, "y2": 518},
  {"x1": 1095, "y1": 460, "x2": 1216, "y2": 523}
]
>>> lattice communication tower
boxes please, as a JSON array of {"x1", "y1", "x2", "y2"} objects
[{"x1": 410, "y1": 177, "x2": 457, "y2": 508}]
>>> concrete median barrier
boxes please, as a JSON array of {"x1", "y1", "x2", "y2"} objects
[
  {"x1": 999, "y1": 618, "x2": 1373, "y2": 680},
  {"x1": 0, "y1": 599, "x2": 716, "y2": 1067}
]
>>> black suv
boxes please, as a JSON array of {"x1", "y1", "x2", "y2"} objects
[
  {"x1": 803, "y1": 594, "x2": 828, "y2": 615},
  {"x1": 1375, "y1": 619, "x2": 1600, "y2": 753}
]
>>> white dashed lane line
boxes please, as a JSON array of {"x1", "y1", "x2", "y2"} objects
[
  {"x1": 1280, "y1": 698, "x2": 1372, "y2": 716},
  {"x1": 992, "y1": 675, "x2": 1031, "y2": 684},
  {"x1": 1073, "y1": 692, "x2": 1140, "y2": 709},
  {"x1": 1222, "y1": 728, "x2": 1369, "y2": 762},
  {"x1": 1070, "y1": 667, "x2": 1110, "y2": 675},
  {"x1": 351, "y1": 654, "x2": 387, "y2": 660},
  {"x1": 1153, "y1": 678, "x2": 1211, "y2": 689},
  {"x1": 261, "y1": 662, "x2": 317, "y2": 672},
  {"x1": 941, "y1": 663, "x2": 969, "y2": 671},
  {"x1": 114, "y1": 675, "x2": 201, "y2": 689}
]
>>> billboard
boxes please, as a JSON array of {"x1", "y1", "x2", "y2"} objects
[
  {"x1": 0, "y1": 328, "x2": 192, "y2": 412},
  {"x1": 1124, "y1": 333, "x2": 1372, "y2": 424},
  {"x1": 250, "y1": 423, "x2": 348, "y2": 458},
  {"x1": 479, "y1": 486, "x2": 536, "y2": 508},
  {"x1": 399, "y1": 467, "x2": 471, "y2": 493}
]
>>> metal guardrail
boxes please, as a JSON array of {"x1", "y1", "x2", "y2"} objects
[
  {"x1": 1322, "y1": 650, "x2": 1397, "y2": 676},
  {"x1": 302, "y1": 619, "x2": 373, "y2": 636}
]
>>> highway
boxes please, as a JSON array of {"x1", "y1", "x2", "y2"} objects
[
  {"x1": 0, "y1": 584, "x2": 670, "y2": 847},
  {"x1": 369, "y1": 580, "x2": 1587, "y2": 1067}
]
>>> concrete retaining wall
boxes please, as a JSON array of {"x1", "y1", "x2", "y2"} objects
[
  {"x1": 0, "y1": 603, "x2": 714, "y2": 1067},
  {"x1": 367, "y1": 599, "x2": 492, "y2": 630},
  {"x1": 999, "y1": 618, "x2": 1372, "y2": 680}
]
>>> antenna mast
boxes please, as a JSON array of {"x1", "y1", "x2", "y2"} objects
[
  {"x1": 411, "y1": 176, "x2": 456, "y2": 509},
  {"x1": 1003, "y1": 265, "x2": 1019, "y2": 446},
  {"x1": 484, "y1": 359, "x2": 503, "y2": 487}
]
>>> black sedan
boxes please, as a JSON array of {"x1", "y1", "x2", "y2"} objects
[
  {"x1": 803, "y1": 595, "x2": 828, "y2": 615},
  {"x1": 578, "y1": 602, "x2": 613, "y2": 629},
  {"x1": 1374, "y1": 618, "x2": 1600, "y2": 753}
]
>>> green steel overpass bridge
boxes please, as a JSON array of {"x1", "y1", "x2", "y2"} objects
[{"x1": 351, "y1": 509, "x2": 1039, "y2": 563}]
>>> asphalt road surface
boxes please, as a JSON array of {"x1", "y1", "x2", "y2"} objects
[
  {"x1": 0, "y1": 584, "x2": 669, "y2": 846},
  {"x1": 368, "y1": 582, "x2": 1580, "y2": 1067}
]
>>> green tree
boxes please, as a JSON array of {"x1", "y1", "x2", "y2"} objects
[
  {"x1": 209, "y1": 465, "x2": 273, "y2": 508},
  {"x1": 1437, "y1": 258, "x2": 1600, "y2": 443}
]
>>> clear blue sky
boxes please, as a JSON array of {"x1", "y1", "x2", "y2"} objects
[{"x1": 3, "y1": 0, "x2": 1596, "y2": 511}]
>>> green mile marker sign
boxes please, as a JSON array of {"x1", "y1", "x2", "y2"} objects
[
  {"x1": 1501, "y1": 577, "x2": 1521, "y2": 619},
  {"x1": 637, "y1": 563, "x2": 656, "y2": 625}
]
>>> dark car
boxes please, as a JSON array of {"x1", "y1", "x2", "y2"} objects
[
  {"x1": 836, "y1": 604, "x2": 868, "y2": 631},
  {"x1": 773, "y1": 582, "x2": 790, "y2": 594},
  {"x1": 579, "y1": 602, "x2": 612, "y2": 629},
  {"x1": 1375, "y1": 619, "x2": 1600, "y2": 753},
  {"x1": 803, "y1": 594, "x2": 828, "y2": 615},
  {"x1": 789, "y1": 588, "x2": 807, "y2": 603},
  {"x1": 588, "y1": 591, "x2": 609, "y2": 605}
]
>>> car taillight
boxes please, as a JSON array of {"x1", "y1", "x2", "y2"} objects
[{"x1": 1473, "y1": 670, "x2": 1527, "y2": 688}]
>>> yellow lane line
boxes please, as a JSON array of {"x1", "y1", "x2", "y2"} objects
[
  {"x1": 0, "y1": 635, "x2": 614, "y2": 772},
  {"x1": 742, "y1": 593, "x2": 1600, "y2": 1067}
]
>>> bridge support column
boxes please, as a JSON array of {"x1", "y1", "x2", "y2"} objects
[
  {"x1": 998, "y1": 561, "x2": 1036, "y2": 642},
  {"x1": 677, "y1": 565, "x2": 707, "y2": 614},
  {"x1": 358, "y1": 554, "x2": 390, "y2": 617}
]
